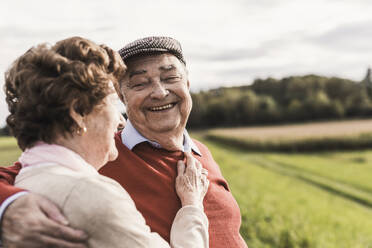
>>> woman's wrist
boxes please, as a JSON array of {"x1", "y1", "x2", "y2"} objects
[{"x1": 181, "y1": 200, "x2": 204, "y2": 210}]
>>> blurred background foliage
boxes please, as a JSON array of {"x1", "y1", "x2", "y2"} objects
[{"x1": 188, "y1": 72, "x2": 372, "y2": 128}]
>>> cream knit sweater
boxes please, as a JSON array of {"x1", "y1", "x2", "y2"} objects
[{"x1": 15, "y1": 164, "x2": 209, "y2": 248}]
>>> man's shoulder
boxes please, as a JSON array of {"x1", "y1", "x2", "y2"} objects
[
  {"x1": 191, "y1": 138, "x2": 225, "y2": 177},
  {"x1": 191, "y1": 138, "x2": 217, "y2": 163},
  {"x1": 191, "y1": 138, "x2": 211, "y2": 154}
]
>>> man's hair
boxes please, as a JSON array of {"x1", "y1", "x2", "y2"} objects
[{"x1": 4, "y1": 36, "x2": 126, "y2": 150}]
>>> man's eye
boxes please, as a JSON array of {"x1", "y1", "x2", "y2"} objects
[
  {"x1": 164, "y1": 76, "x2": 180, "y2": 82},
  {"x1": 130, "y1": 82, "x2": 147, "y2": 88}
]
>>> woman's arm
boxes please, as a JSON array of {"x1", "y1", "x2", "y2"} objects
[
  {"x1": 171, "y1": 153, "x2": 210, "y2": 247},
  {"x1": 0, "y1": 164, "x2": 88, "y2": 248},
  {"x1": 170, "y1": 205, "x2": 209, "y2": 248},
  {"x1": 64, "y1": 176, "x2": 168, "y2": 247},
  {"x1": 64, "y1": 174, "x2": 208, "y2": 248}
]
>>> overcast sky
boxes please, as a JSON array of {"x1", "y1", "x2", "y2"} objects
[{"x1": 1, "y1": 0, "x2": 372, "y2": 126}]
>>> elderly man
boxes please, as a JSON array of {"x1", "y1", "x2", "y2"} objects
[{"x1": 0, "y1": 37, "x2": 247, "y2": 248}]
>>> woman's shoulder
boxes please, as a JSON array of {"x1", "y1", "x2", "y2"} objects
[
  {"x1": 15, "y1": 164, "x2": 132, "y2": 207},
  {"x1": 65, "y1": 173, "x2": 134, "y2": 209},
  {"x1": 16, "y1": 164, "x2": 98, "y2": 186},
  {"x1": 62, "y1": 169, "x2": 148, "y2": 240}
]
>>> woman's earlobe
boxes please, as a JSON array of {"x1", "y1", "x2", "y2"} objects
[{"x1": 76, "y1": 126, "x2": 87, "y2": 136}]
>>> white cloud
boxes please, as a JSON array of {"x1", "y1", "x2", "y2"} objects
[{"x1": 1, "y1": 0, "x2": 372, "y2": 125}]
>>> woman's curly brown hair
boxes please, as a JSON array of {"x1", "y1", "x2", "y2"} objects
[{"x1": 4, "y1": 36, "x2": 126, "y2": 150}]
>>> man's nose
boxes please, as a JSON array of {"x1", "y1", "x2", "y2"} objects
[{"x1": 150, "y1": 81, "x2": 169, "y2": 99}]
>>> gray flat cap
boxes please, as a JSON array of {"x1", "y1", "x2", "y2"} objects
[{"x1": 118, "y1": 36, "x2": 186, "y2": 65}]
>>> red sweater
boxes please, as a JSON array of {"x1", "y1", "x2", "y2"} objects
[{"x1": 0, "y1": 133, "x2": 247, "y2": 248}]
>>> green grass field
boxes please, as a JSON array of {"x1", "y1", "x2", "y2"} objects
[
  {"x1": 0, "y1": 137, "x2": 21, "y2": 166},
  {"x1": 1, "y1": 135, "x2": 372, "y2": 247},
  {"x1": 192, "y1": 135, "x2": 372, "y2": 248}
]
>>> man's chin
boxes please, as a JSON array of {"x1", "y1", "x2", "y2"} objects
[
  {"x1": 132, "y1": 118, "x2": 184, "y2": 136},
  {"x1": 147, "y1": 122, "x2": 181, "y2": 134}
]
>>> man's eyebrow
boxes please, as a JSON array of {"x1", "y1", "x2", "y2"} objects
[
  {"x1": 159, "y1": 64, "x2": 176, "y2": 71},
  {"x1": 129, "y1": 70, "x2": 147, "y2": 78}
]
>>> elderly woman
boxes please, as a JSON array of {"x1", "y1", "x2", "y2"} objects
[{"x1": 4, "y1": 37, "x2": 209, "y2": 247}]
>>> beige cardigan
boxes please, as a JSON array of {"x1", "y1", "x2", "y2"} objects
[{"x1": 15, "y1": 165, "x2": 209, "y2": 247}]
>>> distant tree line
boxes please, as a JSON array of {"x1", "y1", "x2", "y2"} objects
[
  {"x1": 0, "y1": 125, "x2": 10, "y2": 136},
  {"x1": 2, "y1": 74, "x2": 372, "y2": 135},
  {"x1": 188, "y1": 74, "x2": 372, "y2": 128}
]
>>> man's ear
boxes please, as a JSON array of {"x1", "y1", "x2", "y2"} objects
[
  {"x1": 116, "y1": 80, "x2": 129, "y2": 105},
  {"x1": 114, "y1": 81, "x2": 126, "y2": 104},
  {"x1": 118, "y1": 91, "x2": 126, "y2": 104},
  {"x1": 184, "y1": 67, "x2": 190, "y2": 90}
]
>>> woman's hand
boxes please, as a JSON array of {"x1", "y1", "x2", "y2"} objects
[{"x1": 175, "y1": 152, "x2": 209, "y2": 209}]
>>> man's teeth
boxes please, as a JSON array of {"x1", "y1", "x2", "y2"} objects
[{"x1": 150, "y1": 104, "x2": 173, "y2": 111}]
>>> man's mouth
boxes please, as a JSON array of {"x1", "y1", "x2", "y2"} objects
[{"x1": 148, "y1": 103, "x2": 176, "y2": 112}]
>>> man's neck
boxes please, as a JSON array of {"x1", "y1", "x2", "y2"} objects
[
  {"x1": 148, "y1": 131, "x2": 184, "y2": 151},
  {"x1": 129, "y1": 121, "x2": 185, "y2": 151}
]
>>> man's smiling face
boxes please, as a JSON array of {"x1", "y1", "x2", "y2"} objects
[{"x1": 121, "y1": 53, "x2": 192, "y2": 138}]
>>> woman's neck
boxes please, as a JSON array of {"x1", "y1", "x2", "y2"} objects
[{"x1": 54, "y1": 135, "x2": 101, "y2": 170}]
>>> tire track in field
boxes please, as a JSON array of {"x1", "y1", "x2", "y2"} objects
[
  {"x1": 250, "y1": 157, "x2": 372, "y2": 209},
  {"x1": 263, "y1": 156, "x2": 372, "y2": 196},
  {"x1": 205, "y1": 137, "x2": 372, "y2": 208}
]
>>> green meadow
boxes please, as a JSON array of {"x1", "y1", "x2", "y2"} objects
[
  {"x1": 1, "y1": 133, "x2": 372, "y2": 247},
  {"x1": 191, "y1": 133, "x2": 372, "y2": 248},
  {"x1": 0, "y1": 137, "x2": 21, "y2": 165}
]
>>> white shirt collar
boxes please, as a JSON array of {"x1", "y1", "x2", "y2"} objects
[{"x1": 121, "y1": 119, "x2": 201, "y2": 156}]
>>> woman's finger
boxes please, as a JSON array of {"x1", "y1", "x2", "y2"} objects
[
  {"x1": 185, "y1": 152, "x2": 197, "y2": 176},
  {"x1": 195, "y1": 160, "x2": 202, "y2": 174},
  {"x1": 205, "y1": 179, "x2": 210, "y2": 191},
  {"x1": 177, "y1": 160, "x2": 186, "y2": 176},
  {"x1": 201, "y1": 174, "x2": 209, "y2": 186}
]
